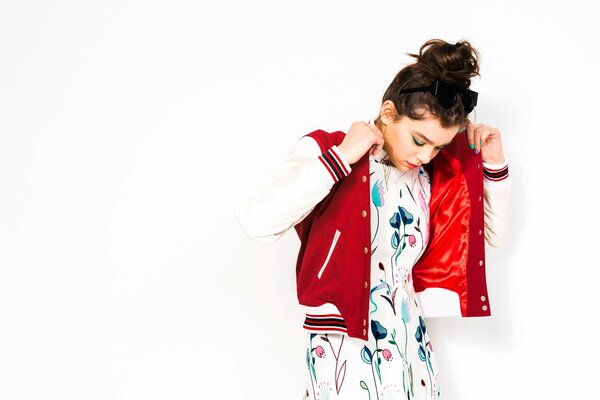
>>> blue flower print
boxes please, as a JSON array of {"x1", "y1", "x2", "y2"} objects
[
  {"x1": 390, "y1": 206, "x2": 414, "y2": 266},
  {"x1": 415, "y1": 316, "x2": 436, "y2": 397}
]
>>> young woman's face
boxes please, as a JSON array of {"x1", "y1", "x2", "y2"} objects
[{"x1": 378, "y1": 103, "x2": 462, "y2": 172}]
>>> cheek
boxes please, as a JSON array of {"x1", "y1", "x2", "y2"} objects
[
  {"x1": 387, "y1": 130, "x2": 414, "y2": 158},
  {"x1": 400, "y1": 136, "x2": 417, "y2": 156},
  {"x1": 389, "y1": 138, "x2": 408, "y2": 158}
]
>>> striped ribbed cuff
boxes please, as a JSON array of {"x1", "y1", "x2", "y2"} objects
[
  {"x1": 483, "y1": 160, "x2": 509, "y2": 182},
  {"x1": 318, "y1": 145, "x2": 352, "y2": 184},
  {"x1": 303, "y1": 313, "x2": 348, "y2": 334}
]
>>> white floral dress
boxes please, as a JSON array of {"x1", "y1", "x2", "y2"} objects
[{"x1": 303, "y1": 147, "x2": 441, "y2": 400}]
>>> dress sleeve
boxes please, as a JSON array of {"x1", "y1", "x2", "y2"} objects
[
  {"x1": 234, "y1": 136, "x2": 352, "y2": 244},
  {"x1": 482, "y1": 159, "x2": 512, "y2": 248}
]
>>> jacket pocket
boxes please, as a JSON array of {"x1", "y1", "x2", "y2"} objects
[{"x1": 317, "y1": 229, "x2": 341, "y2": 279}]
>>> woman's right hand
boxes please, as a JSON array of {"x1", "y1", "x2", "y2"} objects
[{"x1": 337, "y1": 121, "x2": 385, "y2": 164}]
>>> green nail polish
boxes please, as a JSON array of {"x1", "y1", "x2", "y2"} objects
[
  {"x1": 480, "y1": 141, "x2": 483, "y2": 145},
  {"x1": 470, "y1": 143, "x2": 475, "y2": 149}
]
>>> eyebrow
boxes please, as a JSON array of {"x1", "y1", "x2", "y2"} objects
[{"x1": 413, "y1": 131, "x2": 452, "y2": 148}]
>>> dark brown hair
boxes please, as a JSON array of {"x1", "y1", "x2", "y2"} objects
[{"x1": 375, "y1": 38, "x2": 481, "y2": 128}]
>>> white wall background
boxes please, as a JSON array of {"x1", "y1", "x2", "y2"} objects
[{"x1": 1, "y1": 0, "x2": 598, "y2": 399}]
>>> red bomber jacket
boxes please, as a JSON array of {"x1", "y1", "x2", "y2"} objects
[
  {"x1": 235, "y1": 124, "x2": 512, "y2": 342},
  {"x1": 294, "y1": 128, "x2": 494, "y2": 341}
]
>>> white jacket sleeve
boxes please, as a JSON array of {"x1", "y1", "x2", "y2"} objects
[
  {"x1": 234, "y1": 136, "x2": 352, "y2": 244},
  {"x1": 482, "y1": 160, "x2": 512, "y2": 248}
]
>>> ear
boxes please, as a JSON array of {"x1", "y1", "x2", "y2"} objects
[{"x1": 379, "y1": 100, "x2": 399, "y2": 126}]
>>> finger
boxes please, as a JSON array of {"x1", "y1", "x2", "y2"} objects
[
  {"x1": 465, "y1": 120, "x2": 476, "y2": 150},
  {"x1": 370, "y1": 124, "x2": 384, "y2": 139},
  {"x1": 377, "y1": 136, "x2": 385, "y2": 154},
  {"x1": 473, "y1": 127, "x2": 483, "y2": 154},
  {"x1": 485, "y1": 127, "x2": 500, "y2": 142},
  {"x1": 475, "y1": 127, "x2": 492, "y2": 153},
  {"x1": 481, "y1": 127, "x2": 498, "y2": 146},
  {"x1": 479, "y1": 130, "x2": 489, "y2": 148},
  {"x1": 462, "y1": 118, "x2": 472, "y2": 134},
  {"x1": 468, "y1": 123, "x2": 484, "y2": 151},
  {"x1": 371, "y1": 134, "x2": 384, "y2": 155}
]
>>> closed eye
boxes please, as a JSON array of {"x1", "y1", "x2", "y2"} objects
[{"x1": 413, "y1": 136, "x2": 445, "y2": 150}]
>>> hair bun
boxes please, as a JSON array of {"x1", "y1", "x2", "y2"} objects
[{"x1": 406, "y1": 39, "x2": 481, "y2": 88}]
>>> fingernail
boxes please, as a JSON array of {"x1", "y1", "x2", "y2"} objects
[
  {"x1": 480, "y1": 141, "x2": 483, "y2": 145},
  {"x1": 475, "y1": 148, "x2": 480, "y2": 154},
  {"x1": 470, "y1": 143, "x2": 475, "y2": 149}
]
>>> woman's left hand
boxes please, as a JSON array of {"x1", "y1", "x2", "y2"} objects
[{"x1": 464, "y1": 120, "x2": 506, "y2": 164}]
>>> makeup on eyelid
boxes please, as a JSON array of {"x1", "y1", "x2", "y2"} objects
[
  {"x1": 413, "y1": 136, "x2": 446, "y2": 150},
  {"x1": 413, "y1": 131, "x2": 452, "y2": 148}
]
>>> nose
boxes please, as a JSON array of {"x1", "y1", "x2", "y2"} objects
[{"x1": 416, "y1": 148, "x2": 437, "y2": 165}]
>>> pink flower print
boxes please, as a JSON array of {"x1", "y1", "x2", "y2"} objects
[
  {"x1": 418, "y1": 189, "x2": 429, "y2": 244},
  {"x1": 382, "y1": 349, "x2": 393, "y2": 361},
  {"x1": 315, "y1": 345, "x2": 326, "y2": 358},
  {"x1": 408, "y1": 234, "x2": 416, "y2": 247},
  {"x1": 428, "y1": 341, "x2": 433, "y2": 352},
  {"x1": 418, "y1": 187, "x2": 427, "y2": 211}
]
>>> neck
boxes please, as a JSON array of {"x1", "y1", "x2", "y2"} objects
[{"x1": 373, "y1": 117, "x2": 391, "y2": 156}]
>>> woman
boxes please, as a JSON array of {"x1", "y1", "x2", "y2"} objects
[{"x1": 234, "y1": 38, "x2": 511, "y2": 400}]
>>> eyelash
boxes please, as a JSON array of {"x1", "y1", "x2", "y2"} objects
[{"x1": 413, "y1": 136, "x2": 445, "y2": 150}]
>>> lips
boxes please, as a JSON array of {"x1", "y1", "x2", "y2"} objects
[{"x1": 407, "y1": 161, "x2": 419, "y2": 168}]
